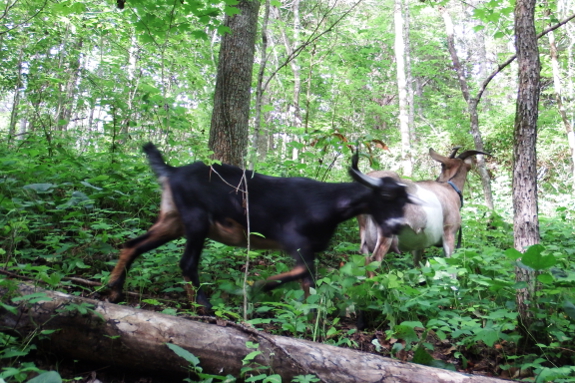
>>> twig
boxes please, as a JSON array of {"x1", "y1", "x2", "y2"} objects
[{"x1": 241, "y1": 170, "x2": 251, "y2": 322}]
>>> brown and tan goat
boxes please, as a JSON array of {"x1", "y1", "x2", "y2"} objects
[{"x1": 357, "y1": 148, "x2": 489, "y2": 272}]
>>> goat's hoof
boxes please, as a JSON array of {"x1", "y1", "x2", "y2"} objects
[
  {"x1": 196, "y1": 305, "x2": 214, "y2": 316},
  {"x1": 107, "y1": 290, "x2": 124, "y2": 304},
  {"x1": 252, "y1": 279, "x2": 279, "y2": 293}
]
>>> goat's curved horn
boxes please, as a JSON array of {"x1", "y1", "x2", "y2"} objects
[
  {"x1": 449, "y1": 146, "x2": 462, "y2": 158},
  {"x1": 457, "y1": 150, "x2": 491, "y2": 160},
  {"x1": 351, "y1": 153, "x2": 360, "y2": 171},
  {"x1": 349, "y1": 166, "x2": 382, "y2": 189}
]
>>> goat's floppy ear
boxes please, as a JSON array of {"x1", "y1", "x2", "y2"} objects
[{"x1": 429, "y1": 148, "x2": 450, "y2": 164}]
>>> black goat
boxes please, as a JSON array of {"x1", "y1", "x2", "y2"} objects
[{"x1": 107, "y1": 143, "x2": 415, "y2": 309}]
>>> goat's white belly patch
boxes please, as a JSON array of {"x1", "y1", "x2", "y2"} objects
[{"x1": 398, "y1": 185, "x2": 443, "y2": 251}]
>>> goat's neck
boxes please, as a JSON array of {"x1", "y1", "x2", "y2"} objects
[
  {"x1": 440, "y1": 167, "x2": 469, "y2": 208},
  {"x1": 447, "y1": 180, "x2": 464, "y2": 208}
]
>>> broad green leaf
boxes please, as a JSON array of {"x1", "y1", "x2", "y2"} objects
[
  {"x1": 412, "y1": 346, "x2": 433, "y2": 366},
  {"x1": 224, "y1": 6, "x2": 241, "y2": 16},
  {"x1": 522, "y1": 245, "x2": 555, "y2": 270},
  {"x1": 263, "y1": 374, "x2": 282, "y2": 383},
  {"x1": 12, "y1": 292, "x2": 52, "y2": 304},
  {"x1": 217, "y1": 25, "x2": 231, "y2": 35},
  {"x1": 513, "y1": 281, "x2": 528, "y2": 289},
  {"x1": 26, "y1": 371, "x2": 62, "y2": 383},
  {"x1": 80, "y1": 181, "x2": 102, "y2": 190},
  {"x1": 192, "y1": 30, "x2": 209, "y2": 39},
  {"x1": 23, "y1": 183, "x2": 55, "y2": 193},
  {"x1": 0, "y1": 302, "x2": 17, "y2": 315},
  {"x1": 245, "y1": 374, "x2": 267, "y2": 382},
  {"x1": 166, "y1": 343, "x2": 200, "y2": 366},
  {"x1": 401, "y1": 321, "x2": 424, "y2": 329},
  {"x1": 393, "y1": 324, "x2": 419, "y2": 344},
  {"x1": 476, "y1": 328, "x2": 499, "y2": 347},
  {"x1": 243, "y1": 350, "x2": 262, "y2": 363},
  {"x1": 504, "y1": 248, "x2": 522, "y2": 260},
  {"x1": 537, "y1": 273, "x2": 553, "y2": 284},
  {"x1": 563, "y1": 300, "x2": 575, "y2": 321}
]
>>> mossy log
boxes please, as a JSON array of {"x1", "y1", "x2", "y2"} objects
[{"x1": 0, "y1": 283, "x2": 511, "y2": 383}]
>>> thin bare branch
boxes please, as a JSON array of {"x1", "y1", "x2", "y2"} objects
[
  {"x1": 476, "y1": 12, "x2": 575, "y2": 103},
  {"x1": 0, "y1": 0, "x2": 48, "y2": 36},
  {"x1": 262, "y1": 0, "x2": 364, "y2": 92}
]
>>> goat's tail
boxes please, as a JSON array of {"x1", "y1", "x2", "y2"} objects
[{"x1": 143, "y1": 142, "x2": 172, "y2": 178}]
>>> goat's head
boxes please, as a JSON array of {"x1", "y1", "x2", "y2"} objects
[
  {"x1": 349, "y1": 154, "x2": 414, "y2": 236},
  {"x1": 430, "y1": 148, "x2": 490, "y2": 184}
]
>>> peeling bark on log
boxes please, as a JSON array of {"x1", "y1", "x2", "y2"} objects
[{"x1": 0, "y1": 283, "x2": 510, "y2": 383}]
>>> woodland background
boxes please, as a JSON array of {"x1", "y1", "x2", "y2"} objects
[{"x1": 1, "y1": 0, "x2": 575, "y2": 381}]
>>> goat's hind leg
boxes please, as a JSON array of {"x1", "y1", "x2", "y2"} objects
[
  {"x1": 108, "y1": 212, "x2": 183, "y2": 303},
  {"x1": 179, "y1": 237, "x2": 212, "y2": 310}
]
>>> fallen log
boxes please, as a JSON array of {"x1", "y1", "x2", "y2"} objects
[{"x1": 0, "y1": 283, "x2": 510, "y2": 383}]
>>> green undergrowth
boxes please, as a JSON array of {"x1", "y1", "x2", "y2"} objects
[{"x1": 1, "y1": 140, "x2": 575, "y2": 382}]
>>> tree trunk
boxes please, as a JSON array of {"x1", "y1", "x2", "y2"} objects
[
  {"x1": 253, "y1": 0, "x2": 271, "y2": 163},
  {"x1": 8, "y1": 46, "x2": 24, "y2": 143},
  {"x1": 209, "y1": 0, "x2": 261, "y2": 167},
  {"x1": 120, "y1": 33, "x2": 141, "y2": 143},
  {"x1": 513, "y1": 0, "x2": 541, "y2": 330},
  {"x1": 404, "y1": 0, "x2": 415, "y2": 144},
  {"x1": 395, "y1": 0, "x2": 412, "y2": 176},
  {"x1": 441, "y1": 6, "x2": 494, "y2": 209},
  {"x1": 59, "y1": 38, "x2": 83, "y2": 131},
  {"x1": 1, "y1": 283, "x2": 510, "y2": 383},
  {"x1": 277, "y1": 0, "x2": 303, "y2": 162},
  {"x1": 548, "y1": 28, "x2": 575, "y2": 193}
]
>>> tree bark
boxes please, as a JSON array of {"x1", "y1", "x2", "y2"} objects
[
  {"x1": 513, "y1": 0, "x2": 541, "y2": 329},
  {"x1": 209, "y1": 0, "x2": 260, "y2": 167},
  {"x1": 1, "y1": 283, "x2": 510, "y2": 383},
  {"x1": 394, "y1": 0, "x2": 412, "y2": 176}
]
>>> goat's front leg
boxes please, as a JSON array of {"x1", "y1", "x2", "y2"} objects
[
  {"x1": 442, "y1": 226, "x2": 458, "y2": 258},
  {"x1": 412, "y1": 249, "x2": 425, "y2": 267},
  {"x1": 366, "y1": 235, "x2": 394, "y2": 278}
]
